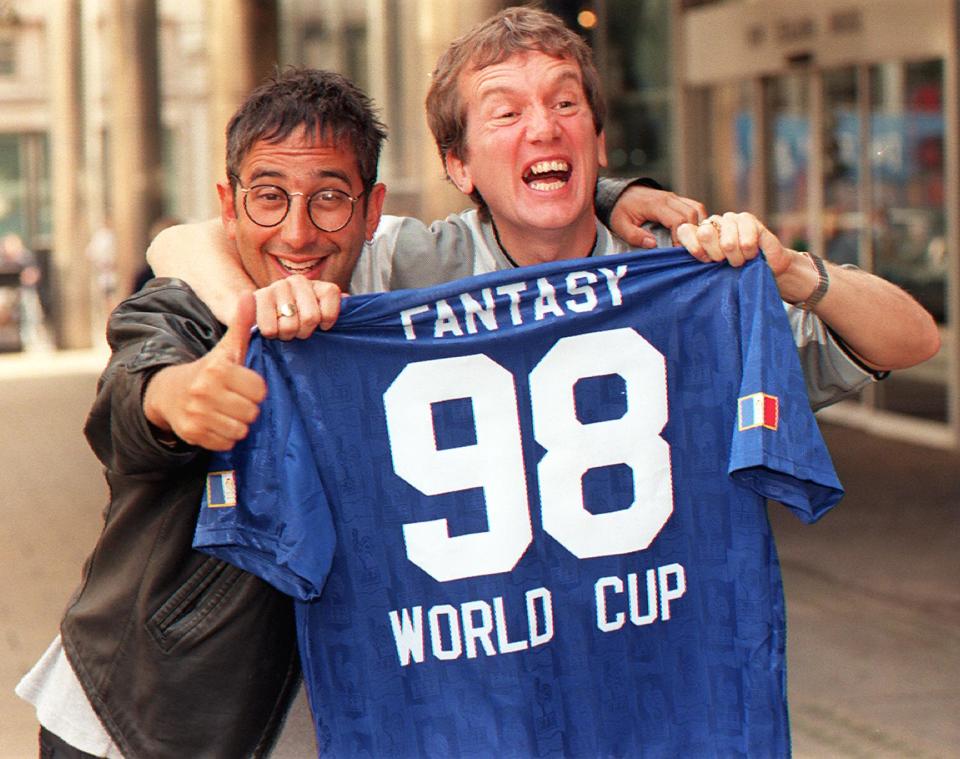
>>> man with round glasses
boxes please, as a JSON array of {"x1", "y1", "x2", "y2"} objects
[{"x1": 17, "y1": 69, "x2": 384, "y2": 759}]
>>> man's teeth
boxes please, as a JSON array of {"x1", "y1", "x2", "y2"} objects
[
  {"x1": 278, "y1": 258, "x2": 320, "y2": 273},
  {"x1": 526, "y1": 160, "x2": 570, "y2": 190},
  {"x1": 529, "y1": 179, "x2": 566, "y2": 191},
  {"x1": 529, "y1": 160, "x2": 569, "y2": 174}
]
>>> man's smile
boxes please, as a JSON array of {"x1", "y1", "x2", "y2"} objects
[
  {"x1": 274, "y1": 255, "x2": 325, "y2": 276},
  {"x1": 523, "y1": 159, "x2": 571, "y2": 191}
]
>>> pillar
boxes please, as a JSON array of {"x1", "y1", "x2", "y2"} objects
[
  {"x1": 107, "y1": 0, "x2": 163, "y2": 300},
  {"x1": 206, "y1": 0, "x2": 279, "y2": 195},
  {"x1": 48, "y1": 0, "x2": 90, "y2": 348},
  {"x1": 414, "y1": 0, "x2": 500, "y2": 224}
]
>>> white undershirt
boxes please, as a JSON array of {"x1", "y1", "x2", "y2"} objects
[
  {"x1": 15, "y1": 635, "x2": 124, "y2": 758},
  {"x1": 16, "y1": 635, "x2": 316, "y2": 757}
]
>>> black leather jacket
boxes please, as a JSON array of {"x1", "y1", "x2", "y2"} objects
[{"x1": 61, "y1": 279, "x2": 300, "y2": 758}]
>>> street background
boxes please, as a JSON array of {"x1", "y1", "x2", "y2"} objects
[
  {"x1": 1, "y1": 350, "x2": 958, "y2": 758},
  {"x1": 1, "y1": 2, "x2": 958, "y2": 754}
]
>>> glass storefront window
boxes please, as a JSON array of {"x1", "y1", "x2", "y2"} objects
[
  {"x1": 869, "y1": 59, "x2": 947, "y2": 421},
  {"x1": 695, "y1": 57, "x2": 950, "y2": 428},
  {"x1": 682, "y1": 3, "x2": 953, "y2": 441},
  {"x1": 822, "y1": 68, "x2": 862, "y2": 267},
  {"x1": 602, "y1": 0, "x2": 672, "y2": 181},
  {"x1": 765, "y1": 74, "x2": 810, "y2": 250},
  {"x1": 700, "y1": 80, "x2": 754, "y2": 213},
  {"x1": 869, "y1": 60, "x2": 945, "y2": 325},
  {"x1": 0, "y1": 132, "x2": 50, "y2": 247},
  {"x1": 0, "y1": 133, "x2": 25, "y2": 239}
]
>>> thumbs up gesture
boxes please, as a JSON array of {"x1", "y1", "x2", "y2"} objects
[{"x1": 143, "y1": 292, "x2": 268, "y2": 451}]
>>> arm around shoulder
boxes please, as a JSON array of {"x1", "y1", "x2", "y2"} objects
[
  {"x1": 146, "y1": 218, "x2": 253, "y2": 324},
  {"x1": 598, "y1": 177, "x2": 706, "y2": 248}
]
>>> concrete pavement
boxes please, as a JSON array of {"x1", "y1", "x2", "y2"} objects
[
  {"x1": 1, "y1": 349, "x2": 957, "y2": 757},
  {"x1": 1, "y1": 350, "x2": 108, "y2": 757},
  {"x1": 771, "y1": 422, "x2": 960, "y2": 758}
]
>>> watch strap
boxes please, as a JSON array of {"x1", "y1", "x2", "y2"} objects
[{"x1": 796, "y1": 252, "x2": 829, "y2": 311}]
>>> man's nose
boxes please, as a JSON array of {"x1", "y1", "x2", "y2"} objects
[
  {"x1": 279, "y1": 194, "x2": 317, "y2": 247},
  {"x1": 527, "y1": 104, "x2": 560, "y2": 142}
]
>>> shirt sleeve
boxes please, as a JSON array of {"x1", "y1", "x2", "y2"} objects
[
  {"x1": 785, "y1": 303, "x2": 883, "y2": 411},
  {"x1": 193, "y1": 336, "x2": 336, "y2": 601},
  {"x1": 728, "y1": 260, "x2": 844, "y2": 523}
]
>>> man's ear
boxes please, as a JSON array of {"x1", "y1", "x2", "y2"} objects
[
  {"x1": 597, "y1": 130, "x2": 608, "y2": 169},
  {"x1": 217, "y1": 181, "x2": 239, "y2": 240},
  {"x1": 364, "y1": 183, "x2": 387, "y2": 241},
  {"x1": 444, "y1": 152, "x2": 475, "y2": 196}
]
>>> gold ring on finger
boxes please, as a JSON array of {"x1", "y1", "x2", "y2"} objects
[
  {"x1": 277, "y1": 302, "x2": 298, "y2": 319},
  {"x1": 700, "y1": 216, "x2": 722, "y2": 235}
]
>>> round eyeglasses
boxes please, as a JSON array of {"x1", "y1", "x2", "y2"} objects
[{"x1": 233, "y1": 176, "x2": 365, "y2": 233}]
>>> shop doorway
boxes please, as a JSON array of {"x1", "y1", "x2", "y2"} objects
[{"x1": 689, "y1": 51, "x2": 953, "y2": 442}]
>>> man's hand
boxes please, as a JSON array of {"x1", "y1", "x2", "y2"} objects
[
  {"x1": 143, "y1": 292, "x2": 267, "y2": 451},
  {"x1": 676, "y1": 211, "x2": 941, "y2": 370},
  {"x1": 252, "y1": 275, "x2": 344, "y2": 340},
  {"x1": 610, "y1": 185, "x2": 707, "y2": 248},
  {"x1": 676, "y1": 211, "x2": 769, "y2": 266},
  {"x1": 676, "y1": 212, "x2": 818, "y2": 302}
]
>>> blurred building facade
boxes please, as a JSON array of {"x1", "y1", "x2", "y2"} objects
[
  {"x1": 0, "y1": 0, "x2": 957, "y2": 448},
  {"x1": 677, "y1": 0, "x2": 958, "y2": 451}
]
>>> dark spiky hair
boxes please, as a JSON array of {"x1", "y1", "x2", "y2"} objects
[{"x1": 225, "y1": 67, "x2": 387, "y2": 191}]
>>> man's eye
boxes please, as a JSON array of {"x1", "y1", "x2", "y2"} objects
[
  {"x1": 253, "y1": 189, "x2": 286, "y2": 204},
  {"x1": 312, "y1": 190, "x2": 349, "y2": 207},
  {"x1": 555, "y1": 100, "x2": 576, "y2": 110}
]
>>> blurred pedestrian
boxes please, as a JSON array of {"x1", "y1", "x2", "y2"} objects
[
  {"x1": 84, "y1": 220, "x2": 117, "y2": 321},
  {"x1": 1, "y1": 232, "x2": 52, "y2": 351}
]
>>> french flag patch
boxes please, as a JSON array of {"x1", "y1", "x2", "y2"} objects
[
  {"x1": 738, "y1": 392, "x2": 779, "y2": 431},
  {"x1": 206, "y1": 470, "x2": 237, "y2": 508}
]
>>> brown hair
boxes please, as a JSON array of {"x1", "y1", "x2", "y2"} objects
[
  {"x1": 225, "y1": 68, "x2": 387, "y2": 192},
  {"x1": 425, "y1": 6, "x2": 605, "y2": 210}
]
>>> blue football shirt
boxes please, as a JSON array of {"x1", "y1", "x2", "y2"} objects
[{"x1": 196, "y1": 247, "x2": 842, "y2": 757}]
